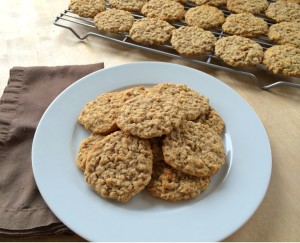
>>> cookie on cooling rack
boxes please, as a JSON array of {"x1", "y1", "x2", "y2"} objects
[
  {"x1": 263, "y1": 45, "x2": 300, "y2": 77},
  {"x1": 185, "y1": 5, "x2": 225, "y2": 29},
  {"x1": 146, "y1": 160, "x2": 211, "y2": 201},
  {"x1": 171, "y1": 26, "x2": 217, "y2": 56},
  {"x1": 226, "y1": 0, "x2": 269, "y2": 14},
  {"x1": 84, "y1": 131, "x2": 153, "y2": 202},
  {"x1": 109, "y1": 0, "x2": 148, "y2": 12},
  {"x1": 69, "y1": 0, "x2": 106, "y2": 18},
  {"x1": 129, "y1": 18, "x2": 176, "y2": 45},
  {"x1": 265, "y1": 1, "x2": 300, "y2": 23},
  {"x1": 214, "y1": 35, "x2": 264, "y2": 67},
  {"x1": 268, "y1": 22, "x2": 300, "y2": 48},
  {"x1": 94, "y1": 9, "x2": 135, "y2": 33},
  {"x1": 141, "y1": 0, "x2": 185, "y2": 22},
  {"x1": 222, "y1": 13, "x2": 268, "y2": 37},
  {"x1": 189, "y1": 0, "x2": 227, "y2": 7}
]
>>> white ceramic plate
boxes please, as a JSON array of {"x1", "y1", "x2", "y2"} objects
[{"x1": 32, "y1": 62, "x2": 272, "y2": 242}]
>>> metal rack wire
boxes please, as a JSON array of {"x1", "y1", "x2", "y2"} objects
[{"x1": 53, "y1": 0, "x2": 300, "y2": 90}]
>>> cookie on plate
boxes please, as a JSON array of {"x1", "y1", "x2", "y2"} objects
[
  {"x1": 171, "y1": 26, "x2": 217, "y2": 56},
  {"x1": 109, "y1": 0, "x2": 148, "y2": 12},
  {"x1": 84, "y1": 131, "x2": 153, "y2": 202},
  {"x1": 189, "y1": 0, "x2": 227, "y2": 7},
  {"x1": 69, "y1": 0, "x2": 106, "y2": 18},
  {"x1": 268, "y1": 22, "x2": 300, "y2": 48},
  {"x1": 163, "y1": 121, "x2": 226, "y2": 177},
  {"x1": 263, "y1": 45, "x2": 300, "y2": 77},
  {"x1": 129, "y1": 18, "x2": 176, "y2": 45},
  {"x1": 185, "y1": 5, "x2": 225, "y2": 29},
  {"x1": 94, "y1": 9, "x2": 135, "y2": 33},
  {"x1": 141, "y1": 0, "x2": 185, "y2": 22},
  {"x1": 77, "y1": 133, "x2": 106, "y2": 172},
  {"x1": 146, "y1": 160, "x2": 211, "y2": 201},
  {"x1": 222, "y1": 13, "x2": 268, "y2": 37},
  {"x1": 265, "y1": 1, "x2": 300, "y2": 23},
  {"x1": 227, "y1": 0, "x2": 269, "y2": 14},
  {"x1": 214, "y1": 35, "x2": 264, "y2": 67}
]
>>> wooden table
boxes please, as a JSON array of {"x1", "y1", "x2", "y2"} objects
[{"x1": 1, "y1": 0, "x2": 300, "y2": 242}]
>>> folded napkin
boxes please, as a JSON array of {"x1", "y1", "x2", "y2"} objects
[{"x1": 0, "y1": 63, "x2": 104, "y2": 237}]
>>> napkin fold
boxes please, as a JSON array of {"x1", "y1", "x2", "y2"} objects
[{"x1": 0, "y1": 63, "x2": 104, "y2": 237}]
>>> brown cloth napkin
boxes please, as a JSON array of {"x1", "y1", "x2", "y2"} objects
[{"x1": 0, "y1": 63, "x2": 104, "y2": 238}]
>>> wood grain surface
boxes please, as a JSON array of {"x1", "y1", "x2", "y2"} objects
[{"x1": 0, "y1": 0, "x2": 300, "y2": 241}]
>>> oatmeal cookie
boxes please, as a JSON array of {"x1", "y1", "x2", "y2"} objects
[
  {"x1": 94, "y1": 9, "x2": 134, "y2": 33},
  {"x1": 170, "y1": 26, "x2": 217, "y2": 56},
  {"x1": 268, "y1": 22, "x2": 300, "y2": 48},
  {"x1": 222, "y1": 13, "x2": 268, "y2": 37},
  {"x1": 189, "y1": 0, "x2": 227, "y2": 7},
  {"x1": 185, "y1": 5, "x2": 225, "y2": 29},
  {"x1": 77, "y1": 133, "x2": 105, "y2": 172},
  {"x1": 171, "y1": 0, "x2": 188, "y2": 3},
  {"x1": 129, "y1": 18, "x2": 176, "y2": 45},
  {"x1": 278, "y1": 0, "x2": 300, "y2": 4},
  {"x1": 109, "y1": 0, "x2": 148, "y2": 12},
  {"x1": 265, "y1": 1, "x2": 300, "y2": 23},
  {"x1": 78, "y1": 86, "x2": 146, "y2": 134},
  {"x1": 163, "y1": 121, "x2": 226, "y2": 177},
  {"x1": 146, "y1": 161, "x2": 211, "y2": 201},
  {"x1": 69, "y1": 0, "x2": 106, "y2": 18},
  {"x1": 148, "y1": 82, "x2": 209, "y2": 120},
  {"x1": 263, "y1": 45, "x2": 300, "y2": 77},
  {"x1": 141, "y1": 0, "x2": 185, "y2": 22},
  {"x1": 227, "y1": 0, "x2": 269, "y2": 14},
  {"x1": 84, "y1": 131, "x2": 153, "y2": 202},
  {"x1": 214, "y1": 35, "x2": 264, "y2": 67}
]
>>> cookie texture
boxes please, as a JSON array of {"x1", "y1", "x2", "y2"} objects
[
  {"x1": 141, "y1": 0, "x2": 185, "y2": 22},
  {"x1": 214, "y1": 35, "x2": 264, "y2": 67},
  {"x1": 185, "y1": 5, "x2": 225, "y2": 29},
  {"x1": 263, "y1": 45, "x2": 300, "y2": 77},
  {"x1": 146, "y1": 161, "x2": 211, "y2": 201},
  {"x1": 171, "y1": 26, "x2": 217, "y2": 56},
  {"x1": 109, "y1": 0, "x2": 148, "y2": 12},
  {"x1": 78, "y1": 86, "x2": 146, "y2": 134},
  {"x1": 129, "y1": 18, "x2": 176, "y2": 45},
  {"x1": 116, "y1": 93, "x2": 183, "y2": 138},
  {"x1": 148, "y1": 83, "x2": 209, "y2": 120},
  {"x1": 265, "y1": 1, "x2": 300, "y2": 23},
  {"x1": 227, "y1": 0, "x2": 268, "y2": 14},
  {"x1": 84, "y1": 131, "x2": 153, "y2": 202},
  {"x1": 278, "y1": 0, "x2": 300, "y2": 4},
  {"x1": 268, "y1": 22, "x2": 300, "y2": 48},
  {"x1": 94, "y1": 9, "x2": 134, "y2": 33},
  {"x1": 189, "y1": 0, "x2": 227, "y2": 7},
  {"x1": 222, "y1": 13, "x2": 268, "y2": 37},
  {"x1": 77, "y1": 133, "x2": 105, "y2": 171},
  {"x1": 163, "y1": 121, "x2": 226, "y2": 177},
  {"x1": 69, "y1": 0, "x2": 106, "y2": 18}
]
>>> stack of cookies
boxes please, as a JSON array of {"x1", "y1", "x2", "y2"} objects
[
  {"x1": 68, "y1": 0, "x2": 300, "y2": 77},
  {"x1": 77, "y1": 83, "x2": 226, "y2": 202}
]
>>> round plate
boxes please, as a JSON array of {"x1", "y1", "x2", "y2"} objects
[{"x1": 32, "y1": 62, "x2": 272, "y2": 241}]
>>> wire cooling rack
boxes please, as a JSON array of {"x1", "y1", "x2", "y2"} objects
[{"x1": 53, "y1": 0, "x2": 300, "y2": 90}]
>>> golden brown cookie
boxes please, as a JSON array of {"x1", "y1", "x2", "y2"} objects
[
  {"x1": 146, "y1": 160, "x2": 211, "y2": 201},
  {"x1": 265, "y1": 1, "x2": 300, "y2": 23},
  {"x1": 77, "y1": 133, "x2": 106, "y2": 172},
  {"x1": 214, "y1": 35, "x2": 264, "y2": 67},
  {"x1": 109, "y1": 0, "x2": 148, "y2": 12},
  {"x1": 84, "y1": 131, "x2": 153, "y2": 202},
  {"x1": 263, "y1": 45, "x2": 300, "y2": 77},
  {"x1": 185, "y1": 5, "x2": 225, "y2": 29},
  {"x1": 69, "y1": 0, "x2": 106, "y2": 18},
  {"x1": 129, "y1": 18, "x2": 176, "y2": 45},
  {"x1": 170, "y1": 26, "x2": 217, "y2": 56},
  {"x1": 141, "y1": 0, "x2": 185, "y2": 22},
  {"x1": 227, "y1": 0, "x2": 269, "y2": 14},
  {"x1": 189, "y1": 0, "x2": 227, "y2": 7},
  {"x1": 163, "y1": 121, "x2": 226, "y2": 177},
  {"x1": 94, "y1": 9, "x2": 135, "y2": 33},
  {"x1": 222, "y1": 13, "x2": 268, "y2": 37},
  {"x1": 268, "y1": 22, "x2": 300, "y2": 48},
  {"x1": 278, "y1": 0, "x2": 300, "y2": 4}
]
